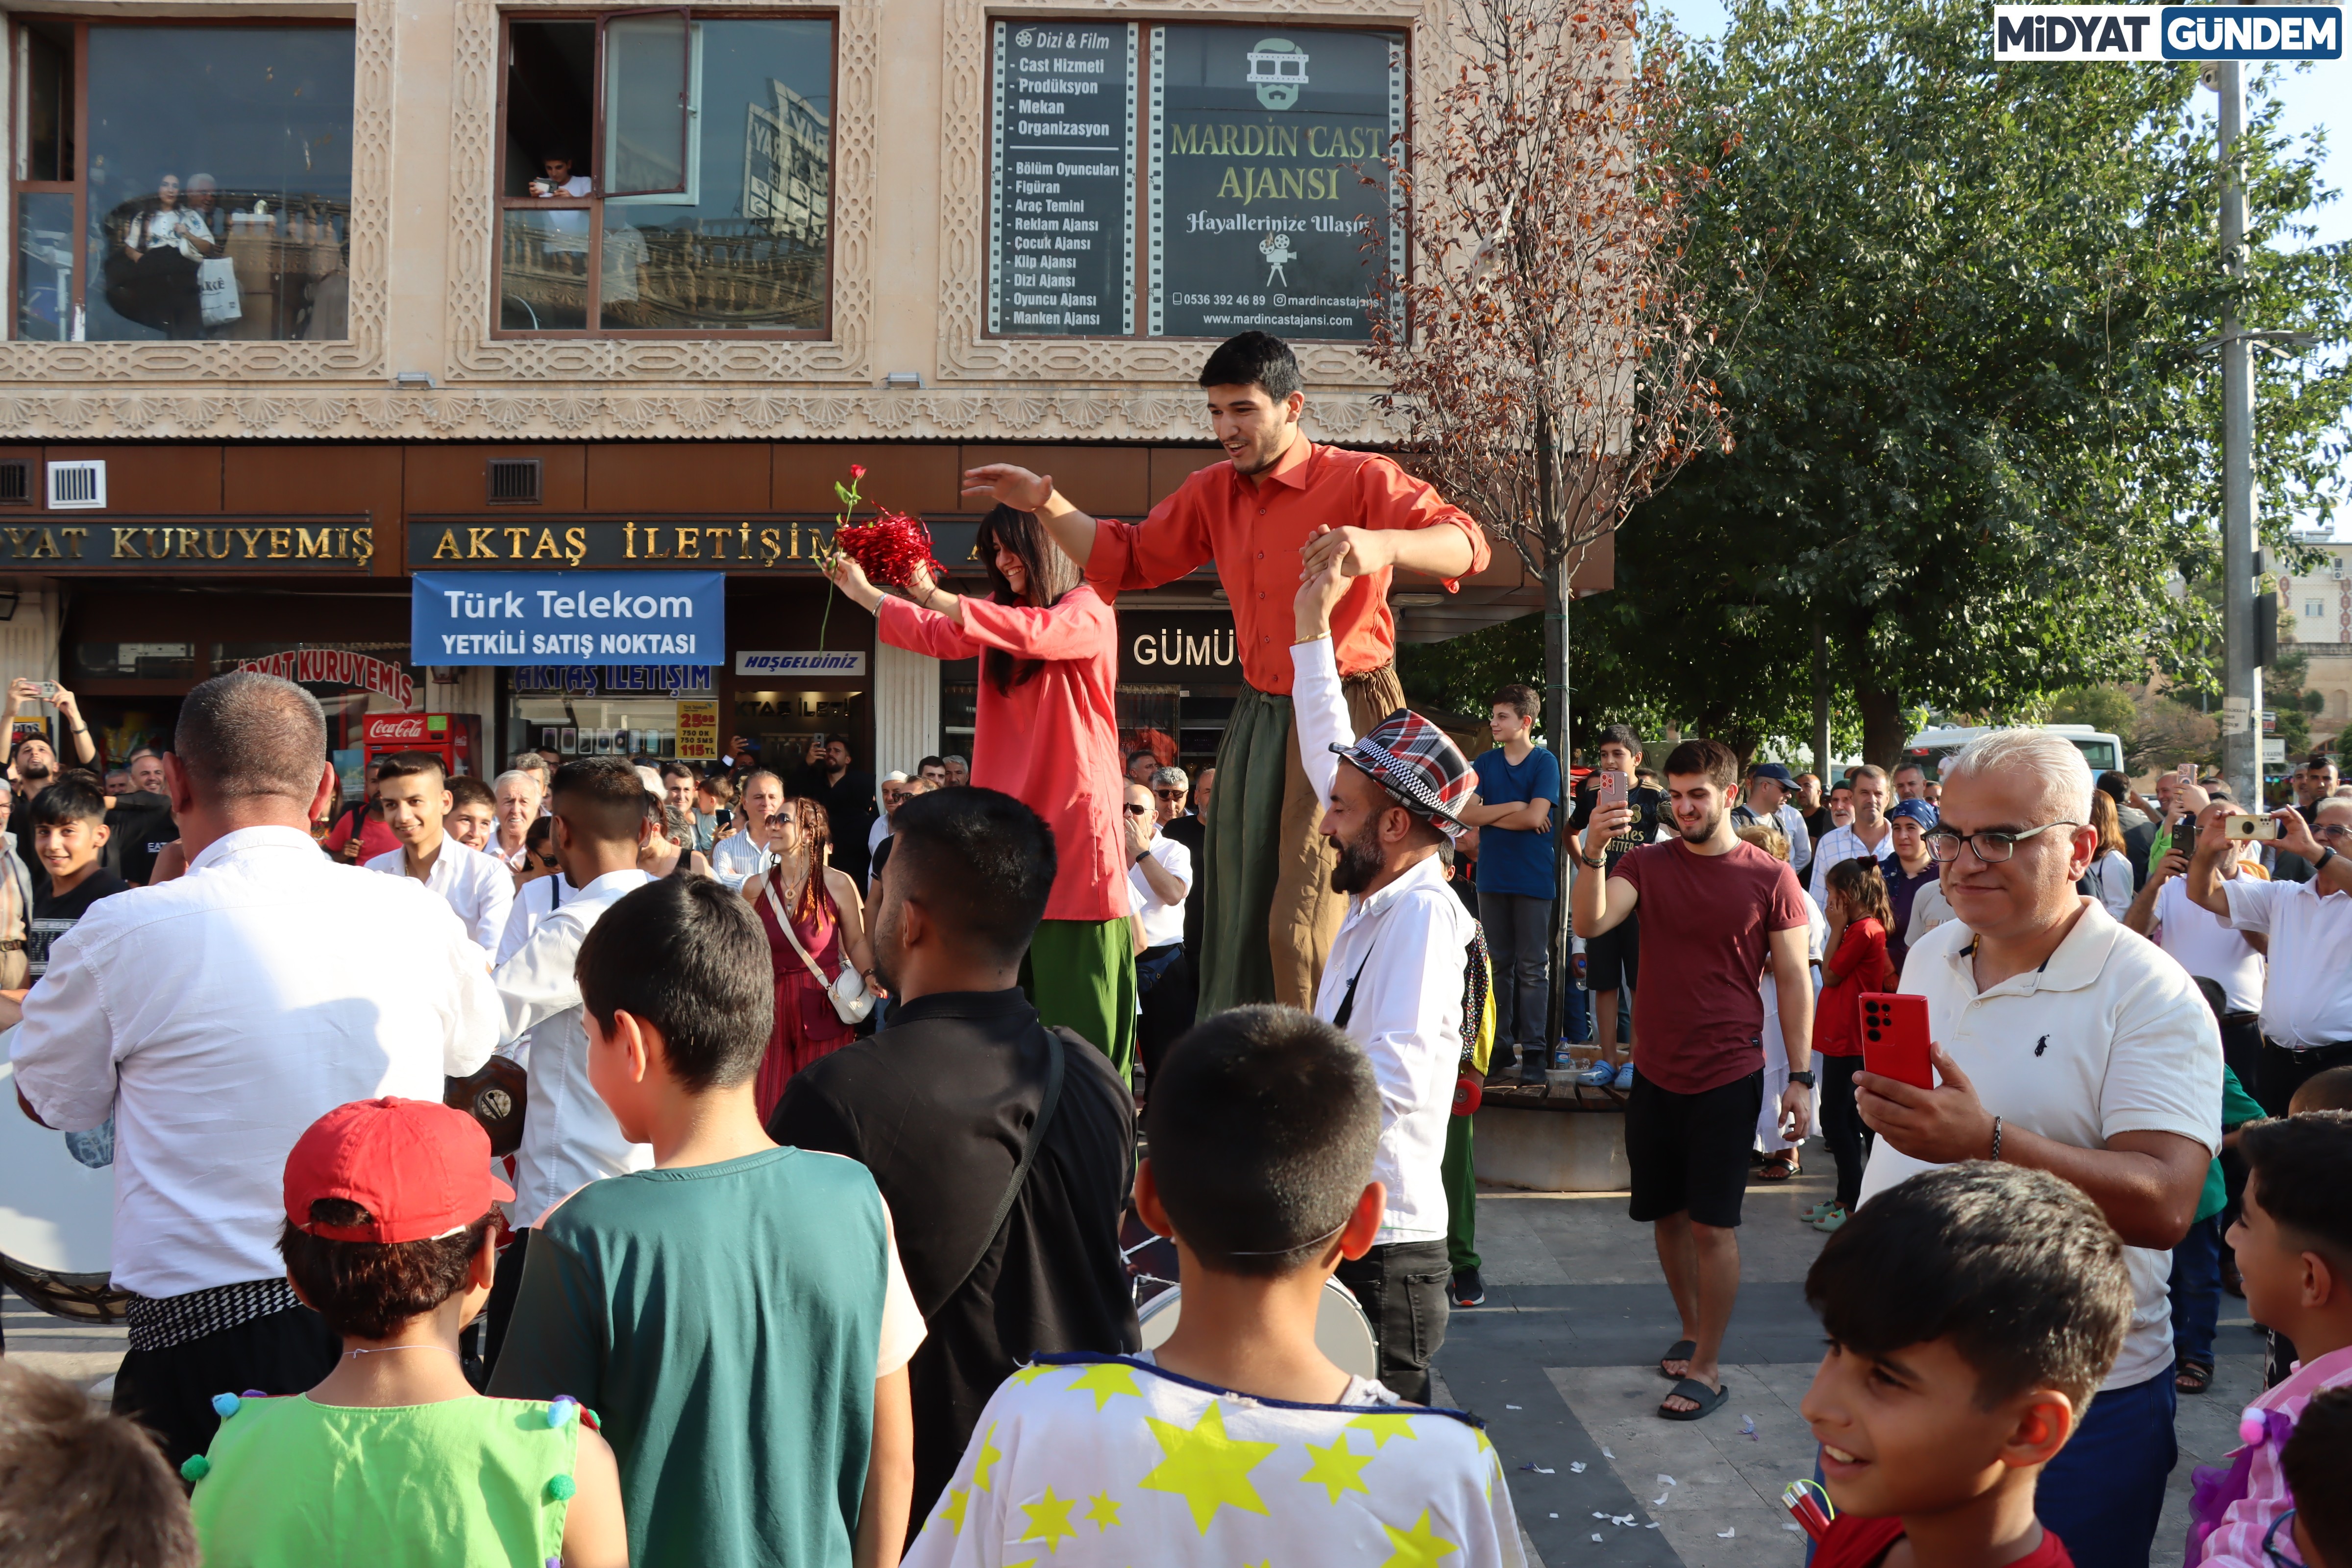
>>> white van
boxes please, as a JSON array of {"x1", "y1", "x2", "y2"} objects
[{"x1": 1902, "y1": 724, "x2": 2126, "y2": 781}]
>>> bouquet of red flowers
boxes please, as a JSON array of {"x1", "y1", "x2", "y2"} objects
[{"x1": 831, "y1": 507, "x2": 943, "y2": 589}]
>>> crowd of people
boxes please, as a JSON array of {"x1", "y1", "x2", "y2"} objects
[{"x1": 0, "y1": 331, "x2": 2348, "y2": 1568}]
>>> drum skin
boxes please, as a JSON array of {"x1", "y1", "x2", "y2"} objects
[
  {"x1": 1136, "y1": 1278, "x2": 1380, "y2": 1382},
  {"x1": 0, "y1": 1051, "x2": 130, "y2": 1323}
]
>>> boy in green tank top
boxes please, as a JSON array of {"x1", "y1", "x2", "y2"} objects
[{"x1": 186, "y1": 1097, "x2": 626, "y2": 1568}]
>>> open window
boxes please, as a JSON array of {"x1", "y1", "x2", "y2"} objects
[{"x1": 496, "y1": 9, "x2": 830, "y2": 336}]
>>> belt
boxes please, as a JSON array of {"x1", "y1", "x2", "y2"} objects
[
  {"x1": 2263, "y1": 1035, "x2": 2352, "y2": 1055},
  {"x1": 2222, "y1": 1010, "x2": 2259, "y2": 1025},
  {"x1": 0, "y1": 939, "x2": 21, "y2": 951}
]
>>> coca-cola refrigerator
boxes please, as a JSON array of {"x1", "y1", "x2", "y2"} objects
[{"x1": 361, "y1": 712, "x2": 485, "y2": 780}]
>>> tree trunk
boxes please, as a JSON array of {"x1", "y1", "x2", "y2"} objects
[
  {"x1": 1856, "y1": 683, "x2": 1908, "y2": 772},
  {"x1": 1544, "y1": 549, "x2": 1571, "y2": 1049},
  {"x1": 1812, "y1": 616, "x2": 1833, "y2": 776}
]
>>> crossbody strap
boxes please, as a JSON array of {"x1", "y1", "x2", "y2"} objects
[
  {"x1": 763, "y1": 869, "x2": 836, "y2": 988},
  {"x1": 932, "y1": 1026, "x2": 1065, "y2": 1323}
]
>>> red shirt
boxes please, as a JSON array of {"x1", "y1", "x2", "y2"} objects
[
  {"x1": 319, "y1": 808, "x2": 399, "y2": 864},
  {"x1": 1612, "y1": 838, "x2": 1809, "y2": 1094},
  {"x1": 876, "y1": 587, "x2": 1128, "y2": 923},
  {"x1": 1815, "y1": 916, "x2": 1893, "y2": 1057},
  {"x1": 1083, "y1": 440, "x2": 1489, "y2": 694},
  {"x1": 1813, "y1": 1514, "x2": 2075, "y2": 1568}
]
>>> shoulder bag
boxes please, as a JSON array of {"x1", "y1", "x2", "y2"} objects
[
  {"x1": 765, "y1": 867, "x2": 875, "y2": 1025},
  {"x1": 929, "y1": 1025, "x2": 1066, "y2": 1323}
]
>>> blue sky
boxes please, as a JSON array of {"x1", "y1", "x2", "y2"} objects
[{"x1": 1656, "y1": 0, "x2": 2350, "y2": 537}]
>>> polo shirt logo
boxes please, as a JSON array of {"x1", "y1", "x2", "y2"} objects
[{"x1": 2035, "y1": 1035, "x2": 2051, "y2": 1056}]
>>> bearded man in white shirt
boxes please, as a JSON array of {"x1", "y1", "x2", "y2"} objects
[
  {"x1": 1856, "y1": 727, "x2": 2219, "y2": 1568},
  {"x1": 9, "y1": 672, "x2": 502, "y2": 1469},
  {"x1": 1290, "y1": 562, "x2": 1476, "y2": 1404}
]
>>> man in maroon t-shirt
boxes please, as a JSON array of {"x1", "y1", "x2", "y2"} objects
[{"x1": 1571, "y1": 736, "x2": 1814, "y2": 1421}]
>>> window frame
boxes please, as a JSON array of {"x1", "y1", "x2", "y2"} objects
[
  {"x1": 6, "y1": 15, "x2": 360, "y2": 345},
  {"x1": 490, "y1": 5, "x2": 839, "y2": 342},
  {"x1": 978, "y1": 17, "x2": 1410, "y2": 348}
]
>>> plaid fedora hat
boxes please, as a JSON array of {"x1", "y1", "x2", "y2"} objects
[{"x1": 1332, "y1": 709, "x2": 1475, "y2": 838}]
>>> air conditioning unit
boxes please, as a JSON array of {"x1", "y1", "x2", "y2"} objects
[{"x1": 46, "y1": 460, "x2": 105, "y2": 510}]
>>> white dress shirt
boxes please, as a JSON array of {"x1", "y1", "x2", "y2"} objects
[
  {"x1": 2152, "y1": 878, "x2": 2265, "y2": 1016},
  {"x1": 1872, "y1": 901, "x2": 2222, "y2": 1391},
  {"x1": 1809, "y1": 822, "x2": 1895, "y2": 904},
  {"x1": 1127, "y1": 835, "x2": 1192, "y2": 950},
  {"x1": 367, "y1": 834, "x2": 516, "y2": 952},
  {"x1": 1293, "y1": 637, "x2": 1472, "y2": 1245},
  {"x1": 496, "y1": 873, "x2": 579, "y2": 968},
  {"x1": 710, "y1": 827, "x2": 774, "y2": 889},
  {"x1": 11, "y1": 827, "x2": 501, "y2": 1298},
  {"x1": 495, "y1": 868, "x2": 657, "y2": 1225},
  {"x1": 2220, "y1": 875, "x2": 2352, "y2": 1048}
]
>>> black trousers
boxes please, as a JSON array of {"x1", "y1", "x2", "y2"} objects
[
  {"x1": 112, "y1": 1303, "x2": 339, "y2": 1470},
  {"x1": 1135, "y1": 945, "x2": 1197, "y2": 1091},
  {"x1": 1820, "y1": 1054, "x2": 1871, "y2": 1209},
  {"x1": 1334, "y1": 1239, "x2": 1450, "y2": 1405},
  {"x1": 2254, "y1": 1036, "x2": 2352, "y2": 1118}
]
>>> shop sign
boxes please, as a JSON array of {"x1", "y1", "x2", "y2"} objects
[
  {"x1": 236, "y1": 648, "x2": 416, "y2": 709},
  {"x1": 0, "y1": 518, "x2": 374, "y2": 569},
  {"x1": 408, "y1": 518, "x2": 990, "y2": 573},
  {"x1": 512, "y1": 665, "x2": 715, "y2": 695},
  {"x1": 412, "y1": 570, "x2": 725, "y2": 665},
  {"x1": 675, "y1": 700, "x2": 720, "y2": 760},
  {"x1": 987, "y1": 21, "x2": 1138, "y2": 336},
  {"x1": 1120, "y1": 610, "x2": 1239, "y2": 678},
  {"x1": 735, "y1": 650, "x2": 868, "y2": 677}
]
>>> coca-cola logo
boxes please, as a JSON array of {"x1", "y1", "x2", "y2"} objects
[{"x1": 367, "y1": 715, "x2": 428, "y2": 741}]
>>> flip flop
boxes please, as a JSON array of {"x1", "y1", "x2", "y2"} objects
[
  {"x1": 1660, "y1": 1377, "x2": 1729, "y2": 1421},
  {"x1": 1657, "y1": 1340, "x2": 1697, "y2": 1378},
  {"x1": 1758, "y1": 1154, "x2": 1799, "y2": 1182}
]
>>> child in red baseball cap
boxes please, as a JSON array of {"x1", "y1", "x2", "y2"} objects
[{"x1": 184, "y1": 1097, "x2": 626, "y2": 1568}]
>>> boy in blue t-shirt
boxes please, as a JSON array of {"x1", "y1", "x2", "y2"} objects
[{"x1": 1458, "y1": 683, "x2": 1563, "y2": 1078}]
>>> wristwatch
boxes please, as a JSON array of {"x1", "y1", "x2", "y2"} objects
[
  {"x1": 2317, "y1": 847, "x2": 2337, "y2": 874},
  {"x1": 1788, "y1": 1070, "x2": 1816, "y2": 1089}
]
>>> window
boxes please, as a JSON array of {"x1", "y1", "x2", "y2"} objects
[
  {"x1": 9, "y1": 20, "x2": 356, "y2": 342},
  {"x1": 497, "y1": 12, "x2": 834, "y2": 336},
  {"x1": 984, "y1": 21, "x2": 1405, "y2": 343}
]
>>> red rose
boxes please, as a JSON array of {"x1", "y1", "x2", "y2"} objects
[{"x1": 849, "y1": 464, "x2": 867, "y2": 481}]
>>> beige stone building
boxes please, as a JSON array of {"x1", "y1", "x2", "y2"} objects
[
  {"x1": 2281, "y1": 539, "x2": 2352, "y2": 751},
  {"x1": 0, "y1": 0, "x2": 1591, "y2": 793}
]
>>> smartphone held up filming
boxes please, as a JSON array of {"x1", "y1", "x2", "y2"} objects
[
  {"x1": 1858, "y1": 993, "x2": 1935, "y2": 1091},
  {"x1": 2224, "y1": 813, "x2": 2283, "y2": 842},
  {"x1": 1597, "y1": 770, "x2": 1629, "y2": 811}
]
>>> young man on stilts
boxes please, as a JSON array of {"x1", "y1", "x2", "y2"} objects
[{"x1": 962, "y1": 332, "x2": 1487, "y2": 1012}]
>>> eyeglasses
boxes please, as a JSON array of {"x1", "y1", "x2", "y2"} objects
[
  {"x1": 1124, "y1": 803, "x2": 1150, "y2": 816},
  {"x1": 1922, "y1": 821, "x2": 2079, "y2": 864},
  {"x1": 2264, "y1": 1509, "x2": 2302, "y2": 1568},
  {"x1": 2316, "y1": 822, "x2": 2352, "y2": 843},
  {"x1": 1154, "y1": 788, "x2": 1186, "y2": 800}
]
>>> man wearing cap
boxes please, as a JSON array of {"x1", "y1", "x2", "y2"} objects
[
  {"x1": 1290, "y1": 565, "x2": 1479, "y2": 1403},
  {"x1": 1732, "y1": 762, "x2": 1813, "y2": 878},
  {"x1": 963, "y1": 332, "x2": 1487, "y2": 1017},
  {"x1": 9, "y1": 672, "x2": 502, "y2": 1469}
]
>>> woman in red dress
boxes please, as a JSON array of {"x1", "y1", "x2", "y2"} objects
[{"x1": 741, "y1": 793, "x2": 878, "y2": 1119}]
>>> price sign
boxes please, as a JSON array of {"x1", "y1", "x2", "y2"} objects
[
  {"x1": 988, "y1": 22, "x2": 1138, "y2": 336},
  {"x1": 675, "y1": 699, "x2": 720, "y2": 760}
]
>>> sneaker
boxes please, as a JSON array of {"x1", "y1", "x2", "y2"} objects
[
  {"x1": 1576, "y1": 1060, "x2": 1617, "y2": 1087},
  {"x1": 1612, "y1": 1062, "x2": 1636, "y2": 1091},
  {"x1": 1810, "y1": 1203, "x2": 1849, "y2": 1233},
  {"x1": 1451, "y1": 1267, "x2": 1487, "y2": 1308}
]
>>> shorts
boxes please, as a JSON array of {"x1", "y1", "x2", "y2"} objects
[
  {"x1": 1585, "y1": 909, "x2": 1640, "y2": 994},
  {"x1": 1625, "y1": 1068, "x2": 1764, "y2": 1229}
]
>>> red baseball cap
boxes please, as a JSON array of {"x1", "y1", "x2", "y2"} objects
[{"x1": 284, "y1": 1098, "x2": 514, "y2": 1244}]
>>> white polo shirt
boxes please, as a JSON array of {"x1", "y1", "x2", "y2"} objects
[
  {"x1": 2151, "y1": 878, "x2": 2265, "y2": 1016},
  {"x1": 368, "y1": 834, "x2": 516, "y2": 952},
  {"x1": 1870, "y1": 901, "x2": 2221, "y2": 1392},
  {"x1": 2219, "y1": 875, "x2": 2352, "y2": 1049},
  {"x1": 1127, "y1": 835, "x2": 1192, "y2": 950}
]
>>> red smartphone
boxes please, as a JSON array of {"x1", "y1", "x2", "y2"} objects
[{"x1": 1858, "y1": 993, "x2": 1934, "y2": 1090}]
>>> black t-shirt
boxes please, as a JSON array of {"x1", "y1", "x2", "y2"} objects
[
  {"x1": 769, "y1": 988, "x2": 1140, "y2": 1526},
  {"x1": 1568, "y1": 778, "x2": 1668, "y2": 870},
  {"x1": 28, "y1": 867, "x2": 130, "y2": 976},
  {"x1": 821, "y1": 769, "x2": 878, "y2": 883},
  {"x1": 103, "y1": 790, "x2": 177, "y2": 885},
  {"x1": 1161, "y1": 814, "x2": 1207, "y2": 956},
  {"x1": 1803, "y1": 807, "x2": 1836, "y2": 845}
]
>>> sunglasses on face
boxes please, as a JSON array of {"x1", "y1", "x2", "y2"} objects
[
  {"x1": 1154, "y1": 788, "x2": 1185, "y2": 800},
  {"x1": 1124, "y1": 803, "x2": 1150, "y2": 816}
]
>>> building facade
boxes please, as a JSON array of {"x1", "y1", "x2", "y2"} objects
[
  {"x1": 2282, "y1": 540, "x2": 2351, "y2": 753},
  {"x1": 0, "y1": 0, "x2": 1599, "y2": 793}
]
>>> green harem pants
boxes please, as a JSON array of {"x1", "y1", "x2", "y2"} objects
[{"x1": 1022, "y1": 917, "x2": 1138, "y2": 1084}]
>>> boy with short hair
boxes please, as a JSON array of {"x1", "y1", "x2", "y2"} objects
[
  {"x1": 186, "y1": 1098, "x2": 626, "y2": 1568},
  {"x1": 446, "y1": 773, "x2": 498, "y2": 853},
  {"x1": 2280, "y1": 1387, "x2": 2352, "y2": 1568},
  {"x1": 1458, "y1": 683, "x2": 1561, "y2": 1091},
  {"x1": 491, "y1": 875, "x2": 924, "y2": 1568},
  {"x1": 25, "y1": 776, "x2": 130, "y2": 977},
  {"x1": 2196, "y1": 1111, "x2": 2352, "y2": 1568},
  {"x1": 0, "y1": 1361, "x2": 196, "y2": 1568},
  {"x1": 365, "y1": 752, "x2": 514, "y2": 949},
  {"x1": 1801, "y1": 1162, "x2": 2134, "y2": 1568},
  {"x1": 904, "y1": 1004, "x2": 1522, "y2": 1567}
]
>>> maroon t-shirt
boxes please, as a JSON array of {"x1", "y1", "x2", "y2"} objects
[{"x1": 1613, "y1": 837, "x2": 1809, "y2": 1094}]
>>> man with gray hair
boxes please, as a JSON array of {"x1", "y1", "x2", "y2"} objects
[
  {"x1": 9, "y1": 672, "x2": 503, "y2": 1470},
  {"x1": 1855, "y1": 725, "x2": 2220, "y2": 1568}
]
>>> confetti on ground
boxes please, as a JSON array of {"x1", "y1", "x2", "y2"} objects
[
  {"x1": 1592, "y1": 1534, "x2": 1605, "y2": 1544},
  {"x1": 1568, "y1": 1462, "x2": 1588, "y2": 1473},
  {"x1": 1657, "y1": 1475, "x2": 1677, "y2": 1487},
  {"x1": 1518, "y1": 1465, "x2": 1556, "y2": 1475},
  {"x1": 1653, "y1": 1494, "x2": 1670, "y2": 1507},
  {"x1": 1648, "y1": 1523, "x2": 1663, "y2": 1530},
  {"x1": 1740, "y1": 1415, "x2": 1759, "y2": 1438},
  {"x1": 1592, "y1": 1512, "x2": 1608, "y2": 1519},
  {"x1": 1548, "y1": 1514, "x2": 1559, "y2": 1519},
  {"x1": 1601, "y1": 1446, "x2": 1615, "y2": 1459},
  {"x1": 1718, "y1": 1527, "x2": 1738, "y2": 1539},
  {"x1": 1506, "y1": 1404, "x2": 1521, "y2": 1410},
  {"x1": 1786, "y1": 1523, "x2": 1807, "y2": 1533}
]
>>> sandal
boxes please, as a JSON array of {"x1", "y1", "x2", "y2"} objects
[
  {"x1": 1657, "y1": 1340, "x2": 1697, "y2": 1379},
  {"x1": 2176, "y1": 1359, "x2": 2214, "y2": 1395},
  {"x1": 1660, "y1": 1376, "x2": 1729, "y2": 1421},
  {"x1": 1758, "y1": 1153, "x2": 1800, "y2": 1182}
]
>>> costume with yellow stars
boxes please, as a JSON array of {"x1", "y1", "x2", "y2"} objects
[{"x1": 901, "y1": 1353, "x2": 1523, "y2": 1568}]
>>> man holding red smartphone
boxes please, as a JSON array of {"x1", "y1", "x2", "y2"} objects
[
  {"x1": 1571, "y1": 736, "x2": 1814, "y2": 1421},
  {"x1": 1853, "y1": 727, "x2": 2219, "y2": 1568}
]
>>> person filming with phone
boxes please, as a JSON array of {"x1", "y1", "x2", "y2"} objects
[
  {"x1": 5, "y1": 678, "x2": 100, "y2": 800},
  {"x1": 1853, "y1": 728, "x2": 2220, "y2": 1568},
  {"x1": 2184, "y1": 794, "x2": 2352, "y2": 1114}
]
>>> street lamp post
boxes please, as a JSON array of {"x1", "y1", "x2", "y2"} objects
[{"x1": 2216, "y1": 58, "x2": 2259, "y2": 808}]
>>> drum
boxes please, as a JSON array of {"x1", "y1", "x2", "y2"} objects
[
  {"x1": 0, "y1": 1051, "x2": 130, "y2": 1323},
  {"x1": 1135, "y1": 1277, "x2": 1380, "y2": 1382}
]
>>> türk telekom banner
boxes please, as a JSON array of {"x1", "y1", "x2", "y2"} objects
[
  {"x1": 1992, "y1": 5, "x2": 2343, "y2": 59},
  {"x1": 412, "y1": 571, "x2": 725, "y2": 665}
]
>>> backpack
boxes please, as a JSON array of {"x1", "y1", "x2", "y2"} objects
[{"x1": 1453, "y1": 924, "x2": 1495, "y2": 1114}]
